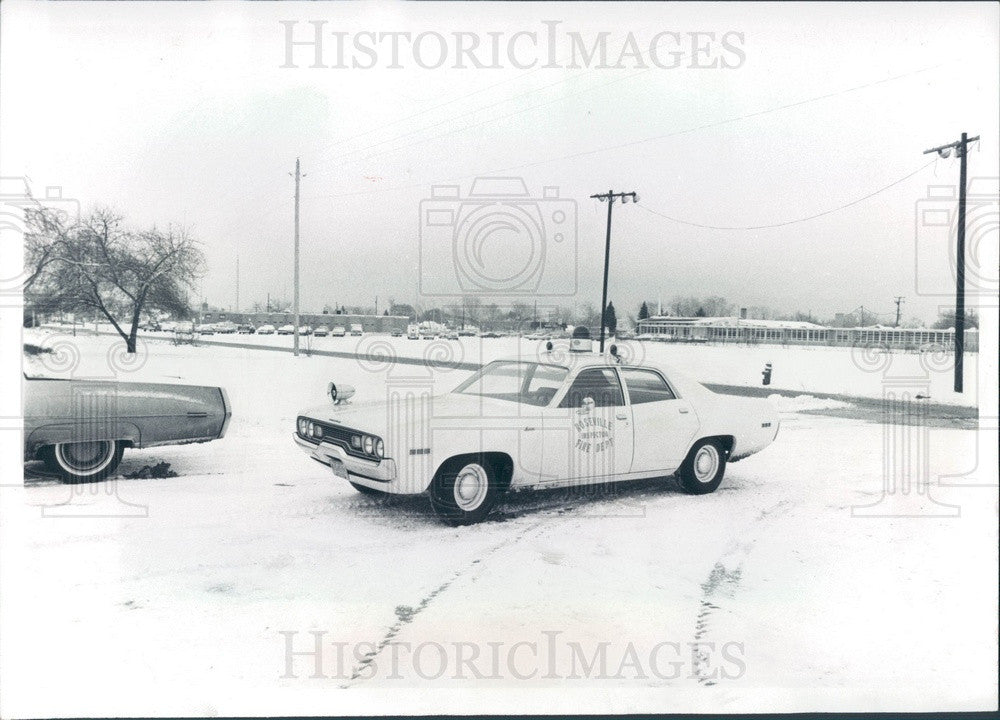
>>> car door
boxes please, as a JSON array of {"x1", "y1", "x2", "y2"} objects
[
  {"x1": 619, "y1": 367, "x2": 699, "y2": 474},
  {"x1": 539, "y1": 367, "x2": 633, "y2": 484}
]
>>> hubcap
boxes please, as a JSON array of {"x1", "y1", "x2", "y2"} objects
[
  {"x1": 56, "y1": 441, "x2": 114, "y2": 474},
  {"x1": 453, "y1": 463, "x2": 489, "y2": 511},
  {"x1": 693, "y1": 445, "x2": 720, "y2": 483}
]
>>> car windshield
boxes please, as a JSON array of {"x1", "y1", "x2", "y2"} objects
[{"x1": 453, "y1": 361, "x2": 569, "y2": 406}]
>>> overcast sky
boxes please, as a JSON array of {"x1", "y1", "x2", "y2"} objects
[{"x1": 2, "y1": 1, "x2": 997, "y2": 324}]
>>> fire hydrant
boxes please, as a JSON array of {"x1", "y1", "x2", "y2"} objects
[{"x1": 762, "y1": 363, "x2": 772, "y2": 386}]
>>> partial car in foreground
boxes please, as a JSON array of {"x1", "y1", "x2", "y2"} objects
[
  {"x1": 293, "y1": 342, "x2": 778, "y2": 525},
  {"x1": 24, "y1": 376, "x2": 231, "y2": 483}
]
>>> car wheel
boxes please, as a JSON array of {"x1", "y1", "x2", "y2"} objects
[
  {"x1": 678, "y1": 439, "x2": 726, "y2": 495},
  {"x1": 429, "y1": 457, "x2": 504, "y2": 526},
  {"x1": 349, "y1": 481, "x2": 385, "y2": 496},
  {"x1": 48, "y1": 440, "x2": 124, "y2": 484}
]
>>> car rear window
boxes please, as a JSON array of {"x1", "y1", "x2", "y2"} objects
[{"x1": 621, "y1": 368, "x2": 676, "y2": 404}]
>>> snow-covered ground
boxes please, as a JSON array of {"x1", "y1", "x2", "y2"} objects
[
  {"x1": 135, "y1": 325, "x2": 982, "y2": 407},
  {"x1": 2, "y1": 330, "x2": 996, "y2": 716}
]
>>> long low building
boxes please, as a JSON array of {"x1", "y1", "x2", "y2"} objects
[{"x1": 634, "y1": 316, "x2": 979, "y2": 352}]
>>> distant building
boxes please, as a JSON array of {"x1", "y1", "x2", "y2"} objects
[{"x1": 634, "y1": 315, "x2": 977, "y2": 351}]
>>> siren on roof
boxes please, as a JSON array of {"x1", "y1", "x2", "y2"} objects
[{"x1": 570, "y1": 326, "x2": 592, "y2": 353}]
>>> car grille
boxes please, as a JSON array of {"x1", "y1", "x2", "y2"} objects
[{"x1": 314, "y1": 422, "x2": 375, "y2": 461}]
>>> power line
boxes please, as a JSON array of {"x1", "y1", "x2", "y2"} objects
[
  {"x1": 636, "y1": 159, "x2": 937, "y2": 231},
  {"x1": 306, "y1": 63, "x2": 944, "y2": 200}
]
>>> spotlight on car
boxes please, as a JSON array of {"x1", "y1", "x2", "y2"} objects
[{"x1": 328, "y1": 382, "x2": 356, "y2": 405}]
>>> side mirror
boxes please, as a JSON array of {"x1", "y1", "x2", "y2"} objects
[
  {"x1": 578, "y1": 396, "x2": 595, "y2": 414},
  {"x1": 328, "y1": 382, "x2": 355, "y2": 405}
]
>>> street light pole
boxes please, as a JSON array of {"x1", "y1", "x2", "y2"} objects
[
  {"x1": 590, "y1": 189, "x2": 638, "y2": 352},
  {"x1": 291, "y1": 158, "x2": 303, "y2": 357},
  {"x1": 923, "y1": 132, "x2": 979, "y2": 393}
]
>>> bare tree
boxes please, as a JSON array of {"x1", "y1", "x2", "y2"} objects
[{"x1": 33, "y1": 208, "x2": 205, "y2": 353}]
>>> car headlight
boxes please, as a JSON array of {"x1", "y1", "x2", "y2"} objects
[
  {"x1": 312, "y1": 423, "x2": 323, "y2": 439},
  {"x1": 297, "y1": 418, "x2": 308, "y2": 435},
  {"x1": 351, "y1": 435, "x2": 362, "y2": 450},
  {"x1": 363, "y1": 435, "x2": 374, "y2": 455},
  {"x1": 375, "y1": 438, "x2": 384, "y2": 458}
]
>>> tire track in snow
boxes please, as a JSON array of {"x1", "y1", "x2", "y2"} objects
[
  {"x1": 691, "y1": 499, "x2": 792, "y2": 685},
  {"x1": 342, "y1": 518, "x2": 549, "y2": 686}
]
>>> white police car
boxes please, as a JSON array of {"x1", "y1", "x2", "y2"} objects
[{"x1": 293, "y1": 333, "x2": 778, "y2": 525}]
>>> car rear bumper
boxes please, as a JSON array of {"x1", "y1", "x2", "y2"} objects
[{"x1": 292, "y1": 433, "x2": 397, "y2": 485}]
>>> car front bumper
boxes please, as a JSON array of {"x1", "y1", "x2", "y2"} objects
[{"x1": 292, "y1": 433, "x2": 397, "y2": 485}]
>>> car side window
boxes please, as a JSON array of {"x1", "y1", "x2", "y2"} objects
[
  {"x1": 621, "y1": 368, "x2": 676, "y2": 404},
  {"x1": 559, "y1": 368, "x2": 625, "y2": 408}
]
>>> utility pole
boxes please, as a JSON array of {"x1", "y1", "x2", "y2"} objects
[
  {"x1": 924, "y1": 132, "x2": 979, "y2": 393},
  {"x1": 235, "y1": 254, "x2": 240, "y2": 313},
  {"x1": 893, "y1": 296, "x2": 904, "y2": 328},
  {"x1": 290, "y1": 158, "x2": 304, "y2": 356},
  {"x1": 590, "y1": 189, "x2": 638, "y2": 352}
]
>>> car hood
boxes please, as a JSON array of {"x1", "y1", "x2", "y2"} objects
[{"x1": 298, "y1": 392, "x2": 544, "y2": 436}]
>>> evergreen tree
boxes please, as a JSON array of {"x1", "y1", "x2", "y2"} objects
[{"x1": 603, "y1": 301, "x2": 618, "y2": 336}]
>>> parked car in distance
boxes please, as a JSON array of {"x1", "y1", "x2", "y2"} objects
[
  {"x1": 445, "y1": 330, "x2": 459, "y2": 340},
  {"x1": 257, "y1": 324, "x2": 276, "y2": 335},
  {"x1": 24, "y1": 376, "x2": 231, "y2": 483},
  {"x1": 160, "y1": 321, "x2": 177, "y2": 333},
  {"x1": 293, "y1": 343, "x2": 779, "y2": 525},
  {"x1": 277, "y1": 324, "x2": 295, "y2": 335},
  {"x1": 313, "y1": 325, "x2": 329, "y2": 337},
  {"x1": 350, "y1": 324, "x2": 363, "y2": 336},
  {"x1": 390, "y1": 329, "x2": 403, "y2": 337},
  {"x1": 298, "y1": 325, "x2": 312, "y2": 336},
  {"x1": 407, "y1": 324, "x2": 419, "y2": 340},
  {"x1": 331, "y1": 326, "x2": 347, "y2": 337},
  {"x1": 196, "y1": 323, "x2": 215, "y2": 335},
  {"x1": 173, "y1": 321, "x2": 196, "y2": 345},
  {"x1": 214, "y1": 321, "x2": 238, "y2": 334},
  {"x1": 237, "y1": 324, "x2": 255, "y2": 334}
]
